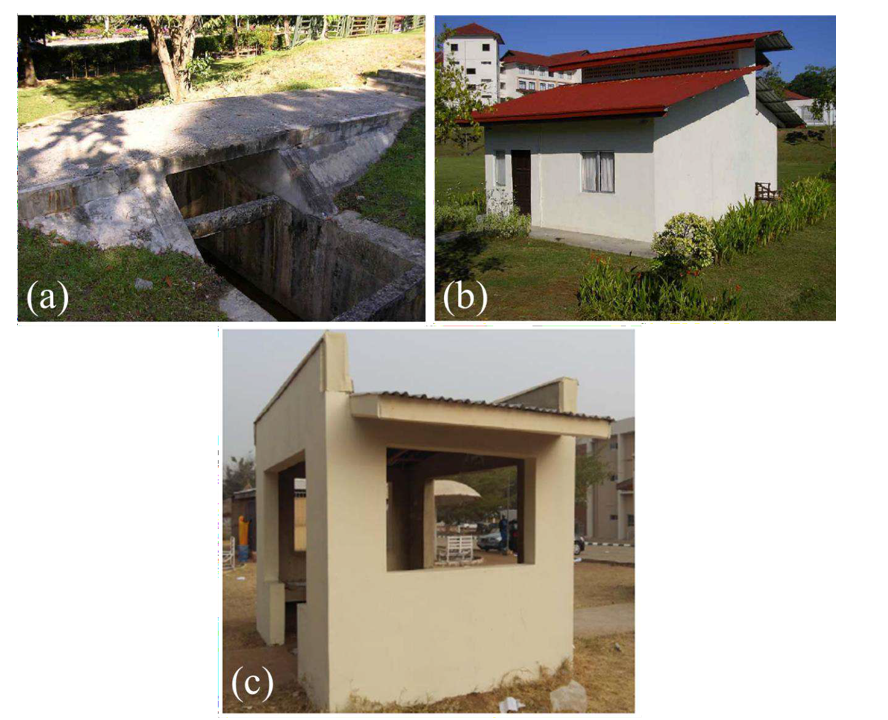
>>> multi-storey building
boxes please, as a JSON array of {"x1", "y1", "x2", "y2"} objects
[
  {"x1": 441, "y1": 22, "x2": 504, "y2": 105},
  {"x1": 576, "y1": 417, "x2": 635, "y2": 542},
  {"x1": 499, "y1": 50, "x2": 586, "y2": 100}
]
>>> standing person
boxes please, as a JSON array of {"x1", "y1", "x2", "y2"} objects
[{"x1": 499, "y1": 514, "x2": 508, "y2": 555}]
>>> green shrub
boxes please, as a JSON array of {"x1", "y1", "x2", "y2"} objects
[
  {"x1": 711, "y1": 176, "x2": 832, "y2": 263},
  {"x1": 651, "y1": 212, "x2": 716, "y2": 276},
  {"x1": 474, "y1": 208, "x2": 530, "y2": 239},
  {"x1": 577, "y1": 257, "x2": 747, "y2": 321},
  {"x1": 435, "y1": 189, "x2": 529, "y2": 239}
]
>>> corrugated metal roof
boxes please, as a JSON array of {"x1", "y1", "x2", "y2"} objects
[
  {"x1": 549, "y1": 31, "x2": 791, "y2": 71},
  {"x1": 469, "y1": 67, "x2": 757, "y2": 125},
  {"x1": 755, "y1": 77, "x2": 805, "y2": 128},
  {"x1": 449, "y1": 22, "x2": 504, "y2": 45},
  {"x1": 359, "y1": 391, "x2": 614, "y2": 422},
  {"x1": 501, "y1": 49, "x2": 589, "y2": 69}
]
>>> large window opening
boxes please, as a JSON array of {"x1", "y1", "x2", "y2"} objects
[{"x1": 385, "y1": 448, "x2": 533, "y2": 571}]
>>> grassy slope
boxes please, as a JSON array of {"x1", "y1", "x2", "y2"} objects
[
  {"x1": 434, "y1": 128, "x2": 835, "y2": 321},
  {"x1": 336, "y1": 108, "x2": 425, "y2": 237},
  {"x1": 18, "y1": 226, "x2": 227, "y2": 321},
  {"x1": 18, "y1": 30, "x2": 425, "y2": 126},
  {"x1": 435, "y1": 138, "x2": 485, "y2": 197}
]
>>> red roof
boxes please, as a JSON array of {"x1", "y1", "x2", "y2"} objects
[
  {"x1": 783, "y1": 89, "x2": 809, "y2": 100},
  {"x1": 435, "y1": 51, "x2": 443, "y2": 65},
  {"x1": 449, "y1": 22, "x2": 504, "y2": 45},
  {"x1": 501, "y1": 49, "x2": 589, "y2": 69},
  {"x1": 549, "y1": 31, "x2": 790, "y2": 71},
  {"x1": 469, "y1": 67, "x2": 758, "y2": 124}
]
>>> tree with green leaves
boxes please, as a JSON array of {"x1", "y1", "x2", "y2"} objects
[
  {"x1": 18, "y1": 15, "x2": 86, "y2": 86},
  {"x1": 759, "y1": 63, "x2": 786, "y2": 96},
  {"x1": 147, "y1": 15, "x2": 198, "y2": 103},
  {"x1": 787, "y1": 68, "x2": 830, "y2": 100},
  {"x1": 435, "y1": 25, "x2": 484, "y2": 150},
  {"x1": 804, "y1": 65, "x2": 836, "y2": 147},
  {"x1": 575, "y1": 443, "x2": 609, "y2": 504},
  {"x1": 224, "y1": 455, "x2": 255, "y2": 499}
]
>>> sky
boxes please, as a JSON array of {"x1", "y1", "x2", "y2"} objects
[
  {"x1": 435, "y1": 16, "x2": 835, "y2": 81},
  {"x1": 223, "y1": 330, "x2": 635, "y2": 462}
]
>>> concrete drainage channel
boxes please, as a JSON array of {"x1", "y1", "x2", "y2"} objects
[{"x1": 17, "y1": 82, "x2": 425, "y2": 321}]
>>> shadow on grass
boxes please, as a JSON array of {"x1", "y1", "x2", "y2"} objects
[
  {"x1": 435, "y1": 232, "x2": 505, "y2": 292},
  {"x1": 37, "y1": 67, "x2": 168, "y2": 114}
]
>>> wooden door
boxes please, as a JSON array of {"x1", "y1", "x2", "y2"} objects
[{"x1": 511, "y1": 150, "x2": 532, "y2": 216}]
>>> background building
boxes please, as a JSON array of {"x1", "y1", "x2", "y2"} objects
[
  {"x1": 441, "y1": 22, "x2": 504, "y2": 104},
  {"x1": 499, "y1": 50, "x2": 586, "y2": 100},
  {"x1": 576, "y1": 417, "x2": 635, "y2": 542},
  {"x1": 784, "y1": 89, "x2": 835, "y2": 126}
]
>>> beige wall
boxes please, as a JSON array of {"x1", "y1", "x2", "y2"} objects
[{"x1": 254, "y1": 334, "x2": 602, "y2": 709}]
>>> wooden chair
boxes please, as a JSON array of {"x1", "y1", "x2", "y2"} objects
[
  {"x1": 222, "y1": 535, "x2": 236, "y2": 571},
  {"x1": 437, "y1": 535, "x2": 475, "y2": 565},
  {"x1": 755, "y1": 182, "x2": 781, "y2": 203}
]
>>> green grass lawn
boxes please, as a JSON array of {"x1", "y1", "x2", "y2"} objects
[
  {"x1": 435, "y1": 127, "x2": 835, "y2": 321},
  {"x1": 336, "y1": 108, "x2": 425, "y2": 237},
  {"x1": 18, "y1": 225, "x2": 228, "y2": 321},
  {"x1": 17, "y1": 68, "x2": 167, "y2": 125},
  {"x1": 435, "y1": 138, "x2": 485, "y2": 197},
  {"x1": 18, "y1": 29, "x2": 425, "y2": 126}
]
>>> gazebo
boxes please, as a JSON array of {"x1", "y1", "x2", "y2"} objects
[{"x1": 253, "y1": 332, "x2": 611, "y2": 709}]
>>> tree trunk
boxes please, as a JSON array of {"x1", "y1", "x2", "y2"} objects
[
  {"x1": 322, "y1": 16, "x2": 329, "y2": 39},
  {"x1": 149, "y1": 16, "x2": 197, "y2": 103},
  {"x1": 147, "y1": 22, "x2": 159, "y2": 65},
  {"x1": 233, "y1": 16, "x2": 239, "y2": 56},
  {"x1": 20, "y1": 39, "x2": 39, "y2": 87}
]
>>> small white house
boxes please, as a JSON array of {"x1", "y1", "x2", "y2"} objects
[
  {"x1": 784, "y1": 89, "x2": 835, "y2": 126},
  {"x1": 471, "y1": 31, "x2": 805, "y2": 244}
]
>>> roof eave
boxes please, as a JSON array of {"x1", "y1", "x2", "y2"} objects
[
  {"x1": 350, "y1": 394, "x2": 611, "y2": 438},
  {"x1": 473, "y1": 107, "x2": 666, "y2": 125}
]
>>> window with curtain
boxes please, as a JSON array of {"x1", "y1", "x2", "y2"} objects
[
  {"x1": 581, "y1": 152, "x2": 616, "y2": 193},
  {"x1": 581, "y1": 152, "x2": 598, "y2": 193},
  {"x1": 495, "y1": 151, "x2": 506, "y2": 186}
]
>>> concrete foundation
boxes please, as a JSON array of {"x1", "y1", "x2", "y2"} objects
[{"x1": 17, "y1": 88, "x2": 425, "y2": 321}]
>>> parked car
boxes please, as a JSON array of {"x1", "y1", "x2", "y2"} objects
[
  {"x1": 477, "y1": 531, "x2": 502, "y2": 552},
  {"x1": 574, "y1": 534, "x2": 586, "y2": 555},
  {"x1": 505, "y1": 521, "x2": 587, "y2": 555}
]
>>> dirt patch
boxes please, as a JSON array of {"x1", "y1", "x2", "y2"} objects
[{"x1": 574, "y1": 562, "x2": 635, "y2": 608}]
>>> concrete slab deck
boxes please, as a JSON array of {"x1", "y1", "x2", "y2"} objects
[
  {"x1": 530, "y1": 226, "x2": 655, "y2": 259},
  {"x1": 17, "y1": 88, "x2": 421, "y2": 193}
]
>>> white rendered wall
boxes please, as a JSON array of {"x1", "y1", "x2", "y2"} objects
[
  {"x1": 484, "y1": 119, "x2": 656, "y2": 242},
  {"x1": 443, "y1": 35, "x2": 499, "y2": 103},
  {"x1": 753, "y1": 101, "x2": 779, "y2": 188},
  {"x1": 652, "y1": 74, "x2": 756, "y2": 231}
]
